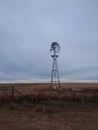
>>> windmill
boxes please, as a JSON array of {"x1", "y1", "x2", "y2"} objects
[{"x1": 50, "y1": 42, "x2": 61, "y2": 89}]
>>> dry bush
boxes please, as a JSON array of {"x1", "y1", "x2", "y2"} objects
[{"x1": 9, "y1": 102, "x2": 17, "y2": 110}]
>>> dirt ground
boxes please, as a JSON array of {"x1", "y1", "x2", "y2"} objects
[{"x1": 0, "y1": 83, "x2": 98, "y2": 130}]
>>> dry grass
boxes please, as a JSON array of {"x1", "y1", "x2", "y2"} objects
[
  {"x1": 0, "y1": 83, "x2": 98, "y2": 130},
  {"x1": 0, "y1": 83, "x2": 98, "y2": 103}
]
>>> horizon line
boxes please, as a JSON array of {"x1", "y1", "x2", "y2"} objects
[{"x1": 0, "y1": 79, "x2": 98, "y2": 84}]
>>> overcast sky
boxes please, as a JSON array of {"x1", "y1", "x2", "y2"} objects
[{"x1": 0, "y1": 0, "x2": 98, "y2": 82}]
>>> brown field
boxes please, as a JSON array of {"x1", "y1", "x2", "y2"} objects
[{"x1": 0, "y1": 83, "x2": 98, "y2": 130}]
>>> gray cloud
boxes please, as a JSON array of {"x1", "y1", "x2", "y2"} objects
[{"x1": 0, "y1": 0, "x2": 98, "y2": 81}]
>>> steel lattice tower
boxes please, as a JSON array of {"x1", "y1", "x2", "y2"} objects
[{"x1": 50, "y1": 42, "x2": 60, "y2": 89}]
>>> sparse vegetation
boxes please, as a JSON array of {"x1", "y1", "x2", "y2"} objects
[{"x1": 0, "y1": 83, "x2": 98, "y2": 130}]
